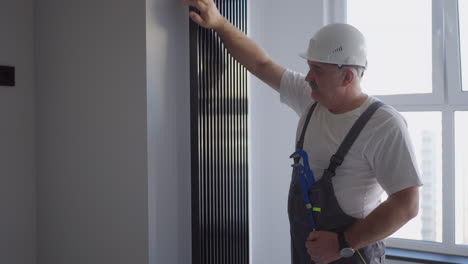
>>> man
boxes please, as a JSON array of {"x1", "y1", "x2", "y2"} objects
[{"x1": 184, "y1": 1, "x2": 423, "y2": 263}]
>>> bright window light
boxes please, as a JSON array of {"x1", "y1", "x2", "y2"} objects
[
  {"x1": 390, "y1": 112, "x2": 442, "y2": 242},
  {"x1": 455, "y1": 111, "x2": 468, "y2": 245},
  {"x1": 347, "y1": 0, "x2": 432, "y2": 96}
]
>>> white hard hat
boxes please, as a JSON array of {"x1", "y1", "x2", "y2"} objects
[{"x1": 299, "y1": 23, "x2": 367, "y2": 68}]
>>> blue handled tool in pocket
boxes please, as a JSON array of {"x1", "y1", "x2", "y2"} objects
[{"x1": 290, "y1": 149, "x2": 318, "y2": 231}]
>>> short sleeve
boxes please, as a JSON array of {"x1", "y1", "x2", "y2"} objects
[
  {"x1": 366, "y1": 110, "x2": 423, "y2": 195},
  {"x1": 279, "y1": 69, "x2": 314, "y2": 116}
]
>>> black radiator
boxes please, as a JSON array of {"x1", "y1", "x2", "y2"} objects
[{"x1": 189, "y1": 0, "x2": 249, "y2": 264}]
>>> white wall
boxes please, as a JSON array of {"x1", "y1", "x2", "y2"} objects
[
  {"x1": 35, "y1": 1, "x2": 149, "y2": 263},
  {"x1": 146, "y1": 0, "x2": 191, "y2": 263},
  {"x1": 249, "y1": 1, "x2": 324, "y2": 263},
  {"x1": 0, "y1": 0, "x2": 36, "y2": 263}
]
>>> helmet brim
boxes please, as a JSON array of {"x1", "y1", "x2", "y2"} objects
[{"x1": 298, "y1": 52, "x2": 310, "y2": 61}]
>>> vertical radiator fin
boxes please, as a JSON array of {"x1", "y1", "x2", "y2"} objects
[{"x1": 190, "y1": 1, "x2": 249, "y2": 264}]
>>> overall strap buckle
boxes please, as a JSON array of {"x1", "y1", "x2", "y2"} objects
[{"x1": 325, "y1": 101, "x2": 385, "y2": 178}]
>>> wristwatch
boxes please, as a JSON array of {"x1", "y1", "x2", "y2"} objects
[{"x1": 337, "y1": 231, "x2": 355, "y2": 258}]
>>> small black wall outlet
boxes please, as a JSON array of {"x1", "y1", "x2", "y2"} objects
[{"x1": 0, "y1": 66, "x2": 15, "y2": 86}]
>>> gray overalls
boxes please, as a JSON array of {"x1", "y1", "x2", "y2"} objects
[{"x1": 288, "y1": 101, "x2": 386, "y2": 264}]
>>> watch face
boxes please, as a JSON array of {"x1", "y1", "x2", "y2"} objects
[{"x1": 340, "y1": 247, "x2": 355, "y2": 258}]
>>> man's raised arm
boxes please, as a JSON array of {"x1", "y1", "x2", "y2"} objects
[{"x1": 183, "y1": 0, "x2": 285, "y2": 91}]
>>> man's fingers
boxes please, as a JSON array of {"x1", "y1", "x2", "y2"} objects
[
  {"x1": 189, "y1": 12, "x2": 205, "y2": 26},
  {"x1": 307, "y1": 231, "x2": 319, "y2": 241}
]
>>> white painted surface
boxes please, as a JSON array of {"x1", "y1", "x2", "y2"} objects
[
  {"x1": 249, "y1": 1, "x2": 324, "y2": 263},
  {"x1": 0, "y1": 0, "x2": 36, "y2": 263},
  {"x1": 146, "y1": 0, "x2": 191, "y2": 263}
]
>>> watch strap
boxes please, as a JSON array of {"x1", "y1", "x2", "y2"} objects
[{"x1": 337, "y1": 231, "x2": 350, "y2": 250}]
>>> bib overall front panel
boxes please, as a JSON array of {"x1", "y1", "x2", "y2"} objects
[{"x1": 288, "y1": 102, "x2": 385, "y2": 264}]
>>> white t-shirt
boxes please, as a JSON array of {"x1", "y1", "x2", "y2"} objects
[{"x1": 280, "y1": 69, "x2": 423, "y2": 219}]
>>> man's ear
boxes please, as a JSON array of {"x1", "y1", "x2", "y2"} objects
[{"x1": 342, "y1": 68, "x2": 355, "y2": 86}]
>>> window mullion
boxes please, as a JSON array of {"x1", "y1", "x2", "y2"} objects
[
  {"x1": 442, "y1": 109, "x2": 455, "y2": 250},
  {"x1": 446, "y1": 0, "x2": 468, "y2": 104},
  {"x1": 377, "y1": 94, "x2": 442, "y2": 106},
  {"x1": 322, "y1": 0, "x2": 346, "y2": 24},
  {"x1": 432, "y1": 0, "x2": 446, "y2": 105}
]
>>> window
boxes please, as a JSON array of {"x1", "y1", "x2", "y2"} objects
[
  {"x1": 347, "y1": 0, "x2": 432, "y2": 96},
  {"x1": 341, "y1": 0, "x2": 468, "y2": 256},
  {"x1": 455, "y1": 111, "x2": 468, "y2": 245},
  {"x1": 392, "y1": 112, "x2": 442, "y2": 243}
]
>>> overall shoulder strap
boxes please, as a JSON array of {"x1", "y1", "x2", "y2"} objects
[
  {"x1": 324, "y1": 101, "x2": 385, "y2": 178},
  {"x1": 296, "y1": 102, "x2": 318, "y2": 151}
]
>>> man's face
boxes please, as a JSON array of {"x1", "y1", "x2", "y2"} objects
[{"x1": 305, "y1": 61, "x2": 345, "y2": 106}]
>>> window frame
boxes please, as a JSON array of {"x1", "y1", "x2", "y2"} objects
[
  {"x1": 447, "y1": 0, "x2": 468, "y2": 104},
  {"x1": 327, "y1": 0, "x2": 468, "y2": 257}
]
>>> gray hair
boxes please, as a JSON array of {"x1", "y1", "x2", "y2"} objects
[{"x1": 338, "y1": 65, "x2": 365, "y2": 80}]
